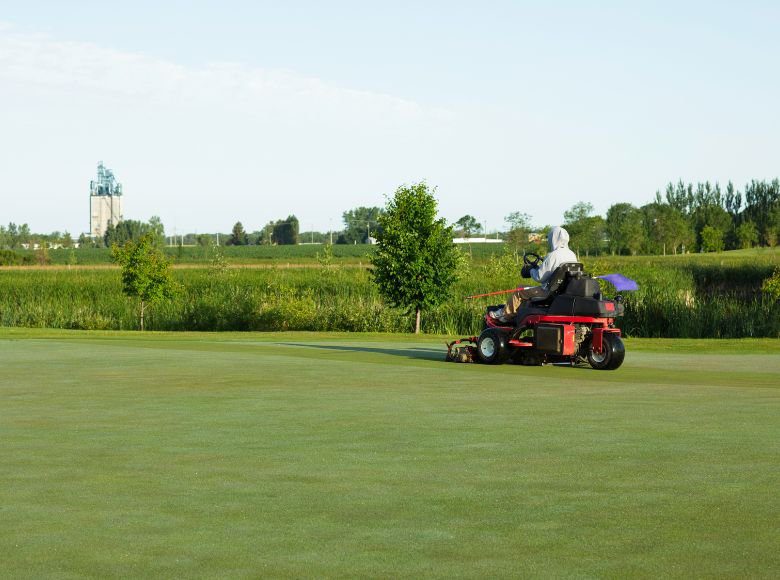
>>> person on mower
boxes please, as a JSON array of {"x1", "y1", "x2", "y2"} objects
[{"x1": 489, "y1": 225, "x2": 578, "y2": 323}]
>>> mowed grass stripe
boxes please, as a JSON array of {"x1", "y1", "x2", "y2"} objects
[{"x1": 1, "y1": 331, "x2": 778, "y2": 577}]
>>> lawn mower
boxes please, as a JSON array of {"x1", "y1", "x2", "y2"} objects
[{"x1": 446, "y1": 256, "x2": 628, "y2": 370}]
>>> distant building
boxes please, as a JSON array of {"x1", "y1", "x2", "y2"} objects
[
  {"x1": 452, "y1": 237, "x2": 503, "y2": 244},
  {"x1": 89, "y1": 161, "x2": 123, "y2": 238}
]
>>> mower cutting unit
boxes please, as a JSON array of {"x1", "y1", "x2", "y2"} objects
[{"x1": 450, "y1": 260, "x2": 627, "y2": 370}]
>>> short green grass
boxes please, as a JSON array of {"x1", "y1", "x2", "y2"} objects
[{"x1": 1, "y1": 329, "x2": 778, "y2": 577}]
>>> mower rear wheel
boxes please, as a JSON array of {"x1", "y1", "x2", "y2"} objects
[
  {"x1": 477, "y1": 328, "x2": 510, "y2": 365},
  {"x1": 587, "y1": 334, "x2": 625, "y2": 370}
]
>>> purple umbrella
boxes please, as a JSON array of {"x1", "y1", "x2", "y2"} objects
[{"x1": 597, "y1": 273, "x2": 639, "y2": 292}]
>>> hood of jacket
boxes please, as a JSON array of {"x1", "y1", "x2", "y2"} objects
[{"x1": 547, "y1": 226, "x2": 570, "y2": 252}]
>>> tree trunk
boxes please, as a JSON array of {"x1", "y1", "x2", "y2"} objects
[
  {"x1": 415, "y1": 308, "x2": 421, "y2": 334},
  {"x1": 140, "y1": 300, "x2": 145, "y2": 331}
]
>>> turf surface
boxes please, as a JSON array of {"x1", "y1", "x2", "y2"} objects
[{"x1": 1, "y1": 330, "x2": 778, "y2": 577}]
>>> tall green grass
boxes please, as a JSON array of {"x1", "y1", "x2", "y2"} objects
[{"x1": 1, "y1": 253, "x2": 777, "y2": 337}]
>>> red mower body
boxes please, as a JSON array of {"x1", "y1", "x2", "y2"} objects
[{"x1": 475, "y1": 263, "x2": 626, "y2": 370}]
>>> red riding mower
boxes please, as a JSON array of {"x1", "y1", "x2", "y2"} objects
[{"x1": 447, "y1": 256, "x2": 626, "y2": 370}]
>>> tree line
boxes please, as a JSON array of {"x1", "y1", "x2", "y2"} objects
[
  {"x1": 2, "y1": 178, "x2": 777, "y2": 254},
  {"x1": 495, "y1": 179, "x2": 779, "y2": 256}
]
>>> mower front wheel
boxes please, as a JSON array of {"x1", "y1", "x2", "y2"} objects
[
  {"x1": 587, "y1": 334, "x2": 625, "y2": 370},
  {"x1": 477, "y1": 328, "x2": 510, "y2": 365}
]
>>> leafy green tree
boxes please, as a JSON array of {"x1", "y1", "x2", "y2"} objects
[
  {"x1": 692, "y1": 204, "x2": 731, "y2": 250},
  {"x1": 111, "y1": 233, "x2": 178, "y2": 331},
  {"x1": 77, "y1": 233, "x2": 93, "y2": 248},
  {"x1": 765, "y1": 202, "x2": 780, "y2": 246},
  {"x1": 61, "y1": 231, "x2": 73, "y2": 248},
  {"x1": 272, "y1": 215, "x2": 299, "y2": 245},
  {"x1": 504, "y1": 211, "x2": 532, "y2": 249},
  {"x1": 761, "y1": 267, "x2": 780, "y2": 300},
  {"x1": 700, "y1": 225, "x2": 725, "y2": 252},
  {"x1": 342, "y1": 207, "x2": 383, "y2": 244},
  {"x1": 564, "y1": 202, "x2": 605, "y2": 256},
  {"x1": 454, "y1": 215, "x2": 482, "y2": 237},
  {"x1": 606, "y1": 203, "x2": 644, "y2": 255},
  {"x1": 104, "y1": 219, "x2": 157, "y2": 247},
  {"x1": 736, "y1": 221, "x2": 759, "y2": 249},
  {"x1": 228, "y1": 221, "x2": 249, "y2": 246},
  {"x1": 658, "y1": 206, "x2": 692, "y2": 254},
  {"x1": 371, "y1": 182, "x2": 460, "y2": 334},
  {"x1": 147, "y1": 216, "x2": 166, "y2": 247},
  {"x1": 743, "y1": 179, "x2": 780, "y2": 245},
  {"x1": 641, "y1": 203, "x2": 692, "y2": 255}
]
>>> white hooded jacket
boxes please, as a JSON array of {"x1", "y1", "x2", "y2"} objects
[{"x1": 530, "y1": 226, "x2": 578, "y2": 288}]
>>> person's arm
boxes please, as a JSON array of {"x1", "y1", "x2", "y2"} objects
[{"x1": 531, "y1": 254, "x2": 556, "y2": 284}]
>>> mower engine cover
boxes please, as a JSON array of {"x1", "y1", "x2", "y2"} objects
[{"x1": 536, "y1": 324, "x2": 576, "y2": 355}]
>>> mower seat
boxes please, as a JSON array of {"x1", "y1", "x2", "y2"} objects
[
  {"x1": 544, "y1": 262, "x2": 585, "y2": 295},
  {"x1": 523, "y1": 262, "x2": 584, "y2": 306}
]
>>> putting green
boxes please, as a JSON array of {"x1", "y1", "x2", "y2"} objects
[{"x1": 1, "y1": 329, "x2": 778, "y2": 577}]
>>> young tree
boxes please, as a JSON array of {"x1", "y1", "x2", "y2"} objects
[
  {"x1": 454, "y1": 215, "x2": 482, "y2": 238},
  {"x1": 735, "y1": 221, "x2": 759, "y2": 249},
  {"x1": 700, "y1": 225, "x2": 725, "y2": 252},
  {"x1": 228, "y1": 221, "x2": 249, "y2": 246},
  {"x1": 371, "y1": 182, "x2": 460, "y2": 334},
  {"x1": 147, "y1": 216, "x2": 166, "y2": 247},
  {"x1": 111, "y1": 233, "x2": 178, "y2": 330}
]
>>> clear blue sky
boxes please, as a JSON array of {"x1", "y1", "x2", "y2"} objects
[{"x1": 1, "y1": 0, "x2": 778, "y2": 236}]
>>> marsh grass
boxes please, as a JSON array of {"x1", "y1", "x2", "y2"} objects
[{"x1": 1, "y1": 252, "x2": 778, "y2": 337}]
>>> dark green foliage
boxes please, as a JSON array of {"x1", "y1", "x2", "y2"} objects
[
  {"x1": 606, "y1": 203, "x2": 644, "y2": 255},
  {"x1": 272, "y1": 215, "x2": 299, "y2": 245},
  {"x1": 0, "y1": 223, "x2": 32, "y2": 249},
  {"x1": 700, "y1": 225, "x2": 725, "y2": 252},
  {"x1": 736, "y1": 222, "x2": 759, "y2": 249},
  {"x1": 340, "y1": 207, "x2": 383, "y2": 244},
  {"x1": 371, "y1": 183, "x2": 461, "y2": 333},
  {"x1": 454, "y1": 215, "x2": 482, "y2": 237},
  {"x1": 641, "y1": 203, "x2": 692, "y2": 255},
  {"x1": 0, "y1": 249, "x2": 35, "y2": 266},
  {"x1": 228, "y1": 222, "x2": 249, "y2": 246},
  {"x1": 104, "y1": 217, "x2": 166, "y2": 248},
  {"x1": 564, "y1": 202, "x2": 606, "y2": 256}
]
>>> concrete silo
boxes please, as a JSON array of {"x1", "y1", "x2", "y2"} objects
[{"x1": 89, "y1": 161, "x2": 123, "y2": 238}]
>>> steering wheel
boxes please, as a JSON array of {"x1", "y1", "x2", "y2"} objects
[{"x1": 523, "y1": 252, "x2": 541, "y2": 268}]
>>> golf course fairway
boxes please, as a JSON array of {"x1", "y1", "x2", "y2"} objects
[{"x1": 1, "y1": 329, "x2": 778, "y2": 577}]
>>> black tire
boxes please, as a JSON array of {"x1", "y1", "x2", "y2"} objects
[
  {"x1": 587, "y1": 334, "x2": 625, "y2": 370},
  {"x1": 477, "y1": 328, "x2": 510, "y2": 365}
]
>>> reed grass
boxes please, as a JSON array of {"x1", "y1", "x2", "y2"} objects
[{"x1": 1, "y1": 252, "x2": 777, "y2": 337}]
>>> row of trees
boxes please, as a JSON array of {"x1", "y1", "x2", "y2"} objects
[
  {"x1": 0, "y1": 223, "x2": 82, "y2": 249},
  {"x1": 225, "y1": 208, "x2": 385, "y2": 246},
  {"x1": 499, "y1": 180, "x2": 779, "y2": 256},
  {"x1": 103, "y1": 217, "x2": 165, "y2": 248}
]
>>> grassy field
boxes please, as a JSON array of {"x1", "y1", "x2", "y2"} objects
[
  {"x1": 17, "y1": 241, "x2": 780, "y2": 266},
  {"x1": 2, "y1": 247, "x2": 778, "y2": 336},
  {"x1": 1, "y1": 329, "x2": 778, "y2": 577}
]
